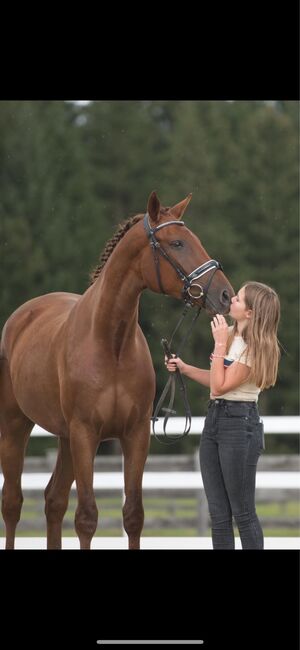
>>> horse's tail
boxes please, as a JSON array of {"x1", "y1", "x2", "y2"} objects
[
  {"x1": 0, "y1": 352, "x2": 7, "y2": 444},
  {"x1": 0, "y1": 320, "x2": 6, "y2": 364},
  {"x1": 0, "y1": 355, "x2": 5, "y2": 460},
  {"x1": 0, "y1": 345, "x2": 15, "y2": 443}
]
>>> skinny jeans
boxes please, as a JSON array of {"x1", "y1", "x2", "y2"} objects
[{"x1": 200, "y1": 399, "x2": 265, "y2": 550}]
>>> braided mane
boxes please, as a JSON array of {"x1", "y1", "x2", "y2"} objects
[{"x1": 89, "y1": 214, "x2": 143, "y2": 285}]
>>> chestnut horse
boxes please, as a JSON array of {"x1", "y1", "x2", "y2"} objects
[{"x1": 0, "y1": 192, "x2": 234, "y2": 549}]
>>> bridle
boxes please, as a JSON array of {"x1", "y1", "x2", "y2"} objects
[
  {"x1": 143, "y1": 213, "x2": 223, "y2": 306},
  {"x1": 143, "y1": 213, "x2": 225, "y2": 444}
]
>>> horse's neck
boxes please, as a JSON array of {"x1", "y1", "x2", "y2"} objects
[
  {"x1": 82, "y1": 234, "x2": 145, "y2": 345},
  {"x1": 93, "y1": 266, "x2": 142, "y2": 331}
]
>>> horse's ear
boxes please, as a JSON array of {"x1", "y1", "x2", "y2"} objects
[
  {"x1": 170, "y1": 193, "x2": 192, "y2": 220},
  {"x1": 147, "y1": 191, "x2": 161, "y2": 224}
]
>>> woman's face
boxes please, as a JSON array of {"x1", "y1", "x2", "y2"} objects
[{"x1": 229, "y1": 286, "x2": 251, "y2": 321}]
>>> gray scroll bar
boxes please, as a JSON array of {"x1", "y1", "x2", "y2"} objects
[{"x1": 97, "y1": 642, "x2": 204, "y2": 645}]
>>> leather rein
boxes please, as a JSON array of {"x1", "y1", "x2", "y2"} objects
[{"x1": 143, "y1": 213, "x2": 223, "y2": 444}]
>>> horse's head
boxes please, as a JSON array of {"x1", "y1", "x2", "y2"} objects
[{"x1": 140, "y1": 191, "x2": 234, "y2": 315}]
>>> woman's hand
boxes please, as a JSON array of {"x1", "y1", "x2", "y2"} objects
[
  {"x1": 210, "y1": 314, "x2": 228, "y2": 346},
  {"x1": 165, "y1": 354, "x2": 186, "y2": 373}
]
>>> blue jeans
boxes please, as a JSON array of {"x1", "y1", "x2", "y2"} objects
[{"x1": 200, "y1": 399, "x2": 265, "y2": 550}]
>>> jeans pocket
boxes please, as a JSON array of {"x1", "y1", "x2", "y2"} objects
[{"x1": 245, "y1": 419, "x2": 265, "y2": 452}]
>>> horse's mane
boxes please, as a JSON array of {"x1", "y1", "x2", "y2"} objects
[{"x1": 89, "y1": 214, "x2": 144, "y2": 285}]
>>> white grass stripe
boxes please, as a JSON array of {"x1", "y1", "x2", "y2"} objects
[
  {"x1": 0, "y1": 537, "x2": 299, "y2": 550},
  {"x1": 97, "y1": 642, "x2": 204, "y2": 645}
]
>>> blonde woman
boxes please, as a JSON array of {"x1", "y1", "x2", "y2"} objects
[{"x1": 166, "y1": 282, "x2": 281, "y2": 549}]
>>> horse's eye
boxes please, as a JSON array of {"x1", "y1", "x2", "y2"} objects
[{"x1": 170, "y1": 240, "x2": 183, "y2": 249}]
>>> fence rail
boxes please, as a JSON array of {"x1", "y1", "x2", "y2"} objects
[
  {"x1": 0, "y1": 471, "x2": 299, "y2": 491},
  {"x1": 2, "y1": 417, "x2": 298, "y2": 496},
  {"x1": 30, "y1": 415, "x2": 300, "y2": 437},
  {"x1": 16, "y1": 415, "x2": 299, "y2": 496},
  {"x1": 1, "y1": 416, "x2": 298, "y2": 537}
]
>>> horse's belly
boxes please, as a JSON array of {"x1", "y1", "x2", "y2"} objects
[
  {"x1": 12, "y1": 365, "x2": 67, "y2": 436},
  {"x1": 8, "y1": 344, "x2": 67, "y2": 436},
  {"x1": 2, "y1": 294, "x2": 75, "y2": 436}
]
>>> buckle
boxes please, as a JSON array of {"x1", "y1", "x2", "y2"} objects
[{"x1": 187, "y1": 284, "x2": 204, "y2": 299}]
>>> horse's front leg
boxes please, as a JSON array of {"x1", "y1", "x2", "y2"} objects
[
  {"x1": 69, "y1": 421, "x2": 99, "y2": 549},
  {"x1": 120, "y1": 422, "x2": 150, "y2": 550}
]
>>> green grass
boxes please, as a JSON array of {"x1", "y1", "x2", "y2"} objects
[
  {"x1": 257, "y1": 502, "x2": 300, "y2": 517},
  {"x1": 0, "y1": 495, "x2": 298, "y2": 537},
  {"x1": 15, "y1": 529, "x2": 123, "y2": 537},
  {"x1": 263, "y1": 529, "x2": 300, "y2": 537},
  {"x1": 142, "y1": 529, "x2": 199, "y2": 537}
]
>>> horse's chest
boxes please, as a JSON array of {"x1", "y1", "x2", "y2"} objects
[
  {"x1": 91, "y1": 382, "x2": 144, "y2": 437},
  {"x1": 65, "y1": 353, "x2": 155, "y2": 433},
  {"x1": 96, "y1": 382, "x2": 141, "y2": 417}
]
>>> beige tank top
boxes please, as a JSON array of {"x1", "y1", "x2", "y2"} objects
[{"x1": 210, "y1": 333, "x2": 260, "y2": 402}]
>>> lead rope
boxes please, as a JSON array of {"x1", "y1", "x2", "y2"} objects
[{"x1": 151, "y1": 304, "x2": 202, "y2": 444}]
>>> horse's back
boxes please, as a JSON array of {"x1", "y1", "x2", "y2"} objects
[{"x1": 1, "y1": 292, "x2": 80, "y2": 359}]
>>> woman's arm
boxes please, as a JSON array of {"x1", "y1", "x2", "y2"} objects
[
  {"x1": 182, "y1": 364, "x2": 211, "y2": 387},
  {"x1": 209, "y1": 315, "x2": 250, "y2": 395},
  {"x1": 165, "y1": 357, "x2": 211, "y2": 388},
  {"x1": 210, "y1": 355, "x2": 251, "y2": 395}
]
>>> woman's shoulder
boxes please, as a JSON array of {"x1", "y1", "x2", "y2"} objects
[{"x1": 226, "y1": 330, "x2": 249, "y2": 361}]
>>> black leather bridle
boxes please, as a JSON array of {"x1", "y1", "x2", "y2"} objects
[
  {"x1": 143, "y1": 213, "x2": 224, "y2": 444},
  {"x1": 143, "y1": 213, "x2": 223, "y2": 306}
]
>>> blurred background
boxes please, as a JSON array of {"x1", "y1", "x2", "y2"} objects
[{"x1": 0, "y1": 100, "x2": 298, "y2": 541}]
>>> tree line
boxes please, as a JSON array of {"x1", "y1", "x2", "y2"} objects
[{"x1": 0, "y1": 101, "x2": 298, "y2": 443}]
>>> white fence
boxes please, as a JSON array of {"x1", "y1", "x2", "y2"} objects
[
  {"x1": 0, "y1": 416, "x2": 299, "y2": 547},
  {"x1": 30, "y1": 415, "x2": 300, "y2": 436},
  {"x1": 1, "y1": 470, "x2": 298, "y2": 491},
  {"x1": 0, "y1": 416, "x2": 298, "y2": 492}
]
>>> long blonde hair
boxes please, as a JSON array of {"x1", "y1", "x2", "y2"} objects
[{"x1": 226, "y1": 282, "x2": 281, "y2": 390}]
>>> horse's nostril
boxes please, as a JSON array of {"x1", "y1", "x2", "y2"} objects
[{"x1": 221, "y1": 289, "x2": 230, "y2": 305}]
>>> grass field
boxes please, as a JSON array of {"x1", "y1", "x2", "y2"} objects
[{"x1": 0, "y1": 495, "x2": 297, "y2": 538}]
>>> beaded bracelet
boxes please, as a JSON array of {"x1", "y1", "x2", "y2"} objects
[{"x1": 211, "y1": 353, "x2": 225, "y2": 359}]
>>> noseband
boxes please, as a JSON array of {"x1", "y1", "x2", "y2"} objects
[{"x1": 143, "y1": 213, "x2": 223, "y2": 306}]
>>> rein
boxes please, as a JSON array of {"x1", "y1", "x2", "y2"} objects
[
  {"x1": 143, "y1": 213, "x2": 223, "y2": 445},
  {"x1": 152, "y1": 304, "x2": 202, "y2": 444}
]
